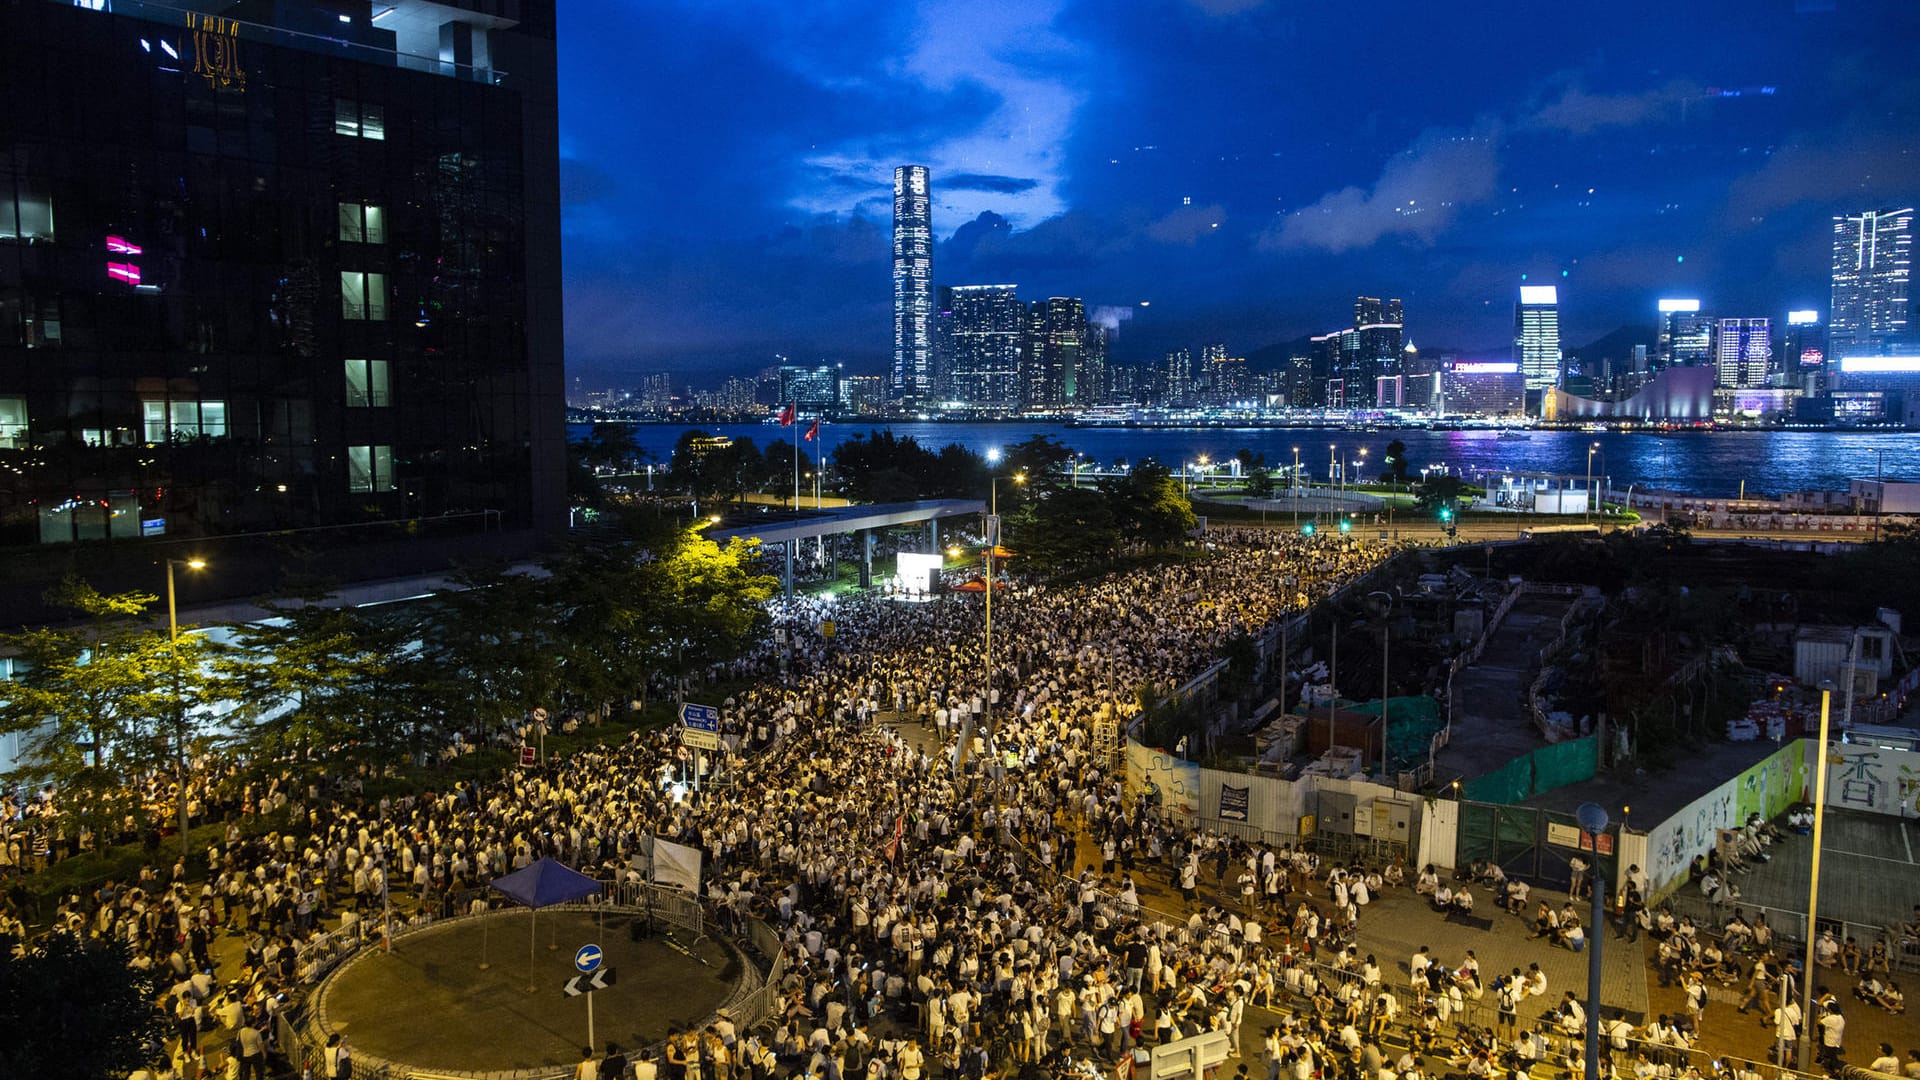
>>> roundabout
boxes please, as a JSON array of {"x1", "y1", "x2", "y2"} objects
[{"x1": 312, "y1": 908, "x2": 740, "y2": 1074}]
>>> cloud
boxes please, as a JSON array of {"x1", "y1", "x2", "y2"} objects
[
  {"x1": 1526, "y1": 80, "x2": 1702, "y2": 135},
  {"x1": 943, "y1": 172, "x2": 1042, "y2": 194},
  {"x1": 1262, "y1": 126, "x2": 1500, "y2": 253},
  {"x1": 1146, "y1": 203, "x2": 1226, "y2": 246}
]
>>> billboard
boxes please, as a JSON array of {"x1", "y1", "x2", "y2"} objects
[
  {"x1": 1787, "y1": 309, "x2": 1819, "y2": 325},
  {"x1": 1838, "y1": 356, "x2": 1920, "y2": 373},
  {"x1": 896, "y1": 551, "x2": 944, "y2": 594},
  {"x1": 1519, "y1": 285, "x2": 1559, "y2": 305},
  {"x1": 1453, "y1": 361, "x2": 1518, "y2": 374},
  {"x1": 1657, "y1": 298, "x2": 1701, "y2": 313}
]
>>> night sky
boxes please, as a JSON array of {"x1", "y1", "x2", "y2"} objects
[{"x1": 557, "y1": 0, "x2": 1920, "y2": 382}]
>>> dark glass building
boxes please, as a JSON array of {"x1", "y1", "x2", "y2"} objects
[{"x1": 0, "y1": 0, "x2": 563, "y2": 617}]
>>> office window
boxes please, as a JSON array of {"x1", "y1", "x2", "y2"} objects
[
  {"x1": 0, "y1": 397, "x2": 26, "y2": 449},
  {"x1": 333, "y1": 100, "x2": 386, "y2": 141},
  {"x1": 344, "y1": 358, "x2": 391, "y2": 406},
  {"x1": 337, "y1": 203, "x2": 386, "y2": 244},
  {"x1": 142, "y1": 400, "x2": 228, "y2": 442},
  {"x1": 340, "y1": 271, "x2": 387, "y2": 320},
  {"x1": 348, "y1": 444, "x2": 394, "y2": 493},
  {"x1": 1, "y1": 293, "x2": 60, "y2": 347},
  {"x1": 0, "y1": 178, "x2": 55, "y2": 243}
]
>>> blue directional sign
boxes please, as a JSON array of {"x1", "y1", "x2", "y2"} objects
[
  {"x1": 678, "y1": 703, "x2": 722, "y2": 750},
  {"x1": 575, "y1": 943, "x2": 603, "y2": 974}
]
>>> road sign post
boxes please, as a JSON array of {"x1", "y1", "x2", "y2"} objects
[
  {"x1": 574, "y1": 944, "x2": 604, "y2": 1048},
  {"x1": 679, "y1": 704, "x2": 721, "y2": 793}
]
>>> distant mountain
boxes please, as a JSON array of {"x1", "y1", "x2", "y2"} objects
[
  {"x1": 1567, "y1": 323, "x2": 1656, "y2": 364},
  {"x1": 1245, "y1": 337, "x2": 1317, "y2": 372}
]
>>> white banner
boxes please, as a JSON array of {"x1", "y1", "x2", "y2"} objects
[{"x1": 651, "y1": 837, "x2": 704, "y2": 894}]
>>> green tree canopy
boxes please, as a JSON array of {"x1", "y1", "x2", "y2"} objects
[{"x1": 0, "y1": 932, "x2": 169, "y2": 1080}]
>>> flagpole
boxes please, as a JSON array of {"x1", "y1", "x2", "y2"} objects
[{"x1": 791, "y1": 402, "x2": 800, "y2": 512}]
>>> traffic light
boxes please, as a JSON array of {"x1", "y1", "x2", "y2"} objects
[
  {"x1": 1302, "y1": 522, "x2": 1315, "y2": 536},
  {"x1": 1339, "y1": 517, "x2": 1351, "y2": 534},
  {"x1": 1438, "y1": 506, "x2": 1453, "y2": 522}
]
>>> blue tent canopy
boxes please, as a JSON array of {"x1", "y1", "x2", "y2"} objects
[{"x1": 489, "y1": 857, "x2": 602, "y2": 909}]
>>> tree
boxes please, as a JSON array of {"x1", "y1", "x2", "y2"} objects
[
  {"x1": 831, "y1": 430, "x2": 986, "y2": 502},
  {"x1": 217, "y1": 599, "x2": 398, "y2": 779},
  {"x1": 0, "y1": 580, "x2": 230, "y2": 848},
  {"x1": 1413, "y1": 474, "x2": 1467, "y2": 517},
  {"x1": 1102, "y1": 461, "x2": 1196, "y2": 548},
  {"x1": 1008, "y1": 485, "x2": 1121, "y2": 574},
  {"x1": 1246, "y1": 468, "x2": 1276, "y2": 499},
  {"x1": 422, "y1": 564, "x2": 566, "y2": 739},
  {"x1": 0, "y1": 932, "x2": 169, "y2": 1080},
  {"x1": 1002, "y1": 434, "x2": 1077, "y2": 488},
  {"x1": 1380, "y1": 439, "x2": 1411, "y2": 487}
]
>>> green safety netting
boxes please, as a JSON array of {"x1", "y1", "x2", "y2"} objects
[
  {"x1": 1461, "y1": 735, "x2": 1598, "y2": 804},
  {"x1": 1295, "y1": 695, "x2": 1444, "y2": 776}
]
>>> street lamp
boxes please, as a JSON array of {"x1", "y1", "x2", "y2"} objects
[
  {"x1": 1576, "y1": 801, "x2": 1609, "y2": 1080},
  {"x1": 959, "y1": 470, "x2": 1025, "y2": 777},
  {"x1": 1586, "y1": 442, "x2": 1599, "y2": 523},
  {"x1": 1366, "y1": 591, "x2": 1393, "y2": 778},
  {"x1": 165, "y1": 557, "x2": 208, "y2": 858},
  {"x1": 1292, "y1": 447, "x2": 1301, "y2": 528}
]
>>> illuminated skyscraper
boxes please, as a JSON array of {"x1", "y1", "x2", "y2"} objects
[
  {"x1": 1022, "y1": 297, "x2": 1087, "y2": 408},
  {"x1": 1713, "y1": 318, "x2": 1771, "y2": 389},
  {"x1": 1513, "y1": 285, "x2": 1562, "y2": 392},
  {"x1": 1350, "y1": 296, "x2": 1404, "y2": 396},
  {"x1": 946, "y1": 285, "x2": 1022, "y2": 411},
  {"x1": 1655, "y1": 299, "x2": 1714, "y2": 369},
  {"x1": 1830, "y1": 207, "x2": 1913, "y2": 355},
  {"x1": 892, "y1": 165, "x2": 934, "y2": 400}
]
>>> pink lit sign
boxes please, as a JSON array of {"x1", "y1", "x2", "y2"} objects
[
  {"x1": 107, "y1": 235, "x2": 144, "y2": 255},
  {"x1": 107, "y1": 262, "x2": 142, "y2": 285}
]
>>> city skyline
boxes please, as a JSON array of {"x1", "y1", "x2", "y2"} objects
[{"x1": 557, "y1": 0, "x2": 1920, "y2": 381}]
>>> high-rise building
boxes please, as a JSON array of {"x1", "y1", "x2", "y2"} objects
[
  {"x1": 1161, "y1": 349, "x2": 1193, "y2": 407},
  {"x1": 891, "y1": 165, "x2": 934, "y2": 399},
  {"x1": 1656, "y1": 299, "x2": 1715, "y2": 369},
  {"x1": 1080, "y1": 322, "x2": 1109, "y2": 406},
  {"x1": 1350, "y1": 297, "x2": 1405, "y2": 393},
  {"x1": 1784, "y1": 310, "x2": 1828, "y2": 391},
  {"x1": 0, "y1": 0, "x2": 563, "y2": 604},
  {"x1": 1713, "y1": 318, "x2": 1771, "y2": 389},
  {"x1": 1286, "y1": 356, "x2": 1315, "y2": 408},
  {"x1": 931, "y1": 286, "x2": 956, "y2": 400},
  {"x1": 778, "y1": 364, "x2": 839, "y2": 415},
  {"x1": 1830, "y1": 207, "x2": 1914, "y2": 356},
  {"x1": 1022, "y1": 297, "x2": 1087, "y2": 408},
  {"x1": 1514, "y1": 286, "x2": 1563, "y2": 392},
  {"x1": 946, "y1": 285, "x2": 1022, "y2": 411}
]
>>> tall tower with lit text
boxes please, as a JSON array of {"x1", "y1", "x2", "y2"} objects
[{"x1": 892, "y1": 166, "x2": 934, "y2": 401}]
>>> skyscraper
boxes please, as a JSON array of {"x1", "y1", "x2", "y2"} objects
[
  {"x1": 892, "y1": 165, "x2": 934, "y2": 400},
  {"x1": 0, "y1": 0, "x2": 563, "y2": 611},
  {"x1": 1162, "y1": 349, "x2": 1193, "y2": 407},
  {"x1": 1350, "y1": 297, "x2": 1405, "y2": 397},
  {"x1": 1514, "y1": 286, "x2": 1563, "y2": 393},
  {"x1": 1830, "y1": 207, "x2": 1914, "y2": 356},
  {"x1": 1656, "y1": 299, "x2": 1715, "y2": 369},
  {"x1": 1714, "y1": 318, "x2": 1771, "y2": 389},
  {"x1": 946, "y1": 285, "x2": 1022, "y2": 411},
  {"x1": 1022, "y1": 297, "x2": 1087, "y2": 408}
]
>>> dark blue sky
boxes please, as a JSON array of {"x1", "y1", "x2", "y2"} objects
[{"x1": 557, "y1": 0, "x2": 1920, "y2": 383}]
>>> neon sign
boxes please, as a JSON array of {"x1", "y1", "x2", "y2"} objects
[
  {"x1": 187, "y1": 12, "x2": 247, "y2": 92},
  {"x1": 107, "y1": 235, "x2": 143, "y2": 255},
  {"x1": 107, "y1": 262, "x2": 142, "y2": 285}
]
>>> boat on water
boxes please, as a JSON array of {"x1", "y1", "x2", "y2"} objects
[{"x1": 1495, "y1": 431, "x2": 1531, "y2": 441}]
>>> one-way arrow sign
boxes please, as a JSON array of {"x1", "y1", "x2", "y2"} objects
[{"x1": 563, "y1": 966, "x2": 616, "y2": 997}]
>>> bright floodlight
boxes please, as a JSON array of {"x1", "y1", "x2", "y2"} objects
[
  {"x1": 186, "y1": 558, "x2": 207, "y2": 570},
  {"x1": 986, "y1": 448, "x2": 1002, "y2": 464}
]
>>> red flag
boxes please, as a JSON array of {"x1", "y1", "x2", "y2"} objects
[
  {"x1": 804, "y1": 418, "x2": 820, "y2": 442},
  {"x1": 887, "y1": 812, "x2": 905, "y2": 861},
  {"x1": 778, "y1": 402, "x2": 796, "y2": 426}
]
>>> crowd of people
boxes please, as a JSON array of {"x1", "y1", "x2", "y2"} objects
[{"x1": 0, "y1": 526, "x2": 1911, "y2": 1080}]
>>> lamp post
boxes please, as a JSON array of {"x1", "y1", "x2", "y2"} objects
[
  {"x1": 1329, "y1": 444, "x2": 1337, "y2": 514},
  {"x1": 1576, "y1": 801, "x2": 1609, "y2": 1080},
  {"x1": 960, "y1": 470, "x2": 1024, "y2": 777},
  {"x1": 1875, "y1": 447, "x2": 1885, "y2": 543},
  {"x1": 1799, "y1": 685, "x2": 1836, "y2": 1070},
  {"x1": 1586, "y1": 442, "x2": 1599, "y2": 523},
  {"x1": 165, "y1": 557, "x2": 208, "y2": 859},
  {"x1": 1367, "y1": 591, "x2": 1393, "y2": 778},
  {"x1": 1292, "y1": 447, "x2": 1301, "y2": 528}
]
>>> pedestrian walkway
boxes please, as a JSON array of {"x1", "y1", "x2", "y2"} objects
[{"x1": 1435, "y1": 592, "x2": 1576, "y2": 781}]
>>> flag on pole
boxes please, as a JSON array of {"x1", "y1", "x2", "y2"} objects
[
  {"x1": 778, "y1": 401, "x2": 796, "y2": 426},
  {"x1": 804, "y1": 417, "x2": 820, "y2": 442}
]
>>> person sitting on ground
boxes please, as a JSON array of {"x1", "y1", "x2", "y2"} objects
[
  {"x1": 1415, "y1": 865, "x2": 1439, "y2": 897},
  {"x1": 1451, "y1": 886, "x2": 1475, "y2": 916},
  {"x1": 1381, "y1": 864, "x2": 1405, "y2": 889},
  {"x1": 1563, "y1": 917, "x2": 1586, "y2": 952},
  {"x1": 1857, "y1": 975, "x2": 1905, "y2": 1014},
  {"x1": 1530, "y1": 901, "x2": 1558, "y2": 940},
  {"x1": 1431, "y1": 883, "x2": 1453, "y2": 912},
  {"x1": 1503, "y1": 877, "x2": 1529, "y2": 915}
]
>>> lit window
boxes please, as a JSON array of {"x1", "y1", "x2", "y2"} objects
[
  {"x1": 0, "y1": 396, "x2": 26, "y2": 449},
  {"x1": 337, "y1": 203, "x2": 386, "y2": 244},
  {"x1": 0, "y1": 178, "x2": 56, "y2": 243},
  {"x1": 142, "y1": 399, "x2": 228, "y2": 442},
  {"x1": 333, "y1": 100, "x2": 386, "y2": 141},
  {"x1": 348, "y1": 444, "x2": 395, "y2": 492},
  {"x1": 344, "y1": 359, "x2": 391, "y2": 407},
  {"x1": 340, "y1": 271, "x2": 387, "y2": 320}
]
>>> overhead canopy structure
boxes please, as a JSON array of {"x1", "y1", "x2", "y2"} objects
[
  {"x1": 490, "y1": 858, "x2": 601, "y2": 908},
  {"x1": 708, "y1": 498, "x2": 985, "y2": 547}
]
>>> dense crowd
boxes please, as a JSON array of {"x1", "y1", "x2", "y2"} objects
[{"x1": 1, "y1": 526, "x2": 1906, "y2": 1080}]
